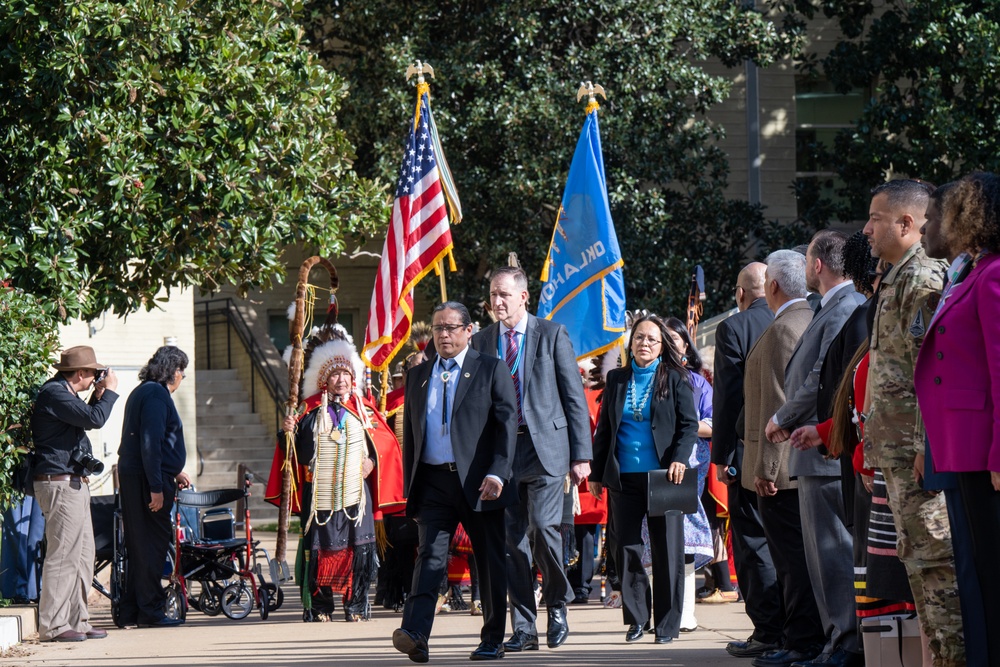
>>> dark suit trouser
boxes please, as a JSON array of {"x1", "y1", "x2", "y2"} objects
[
  {"x1": 957, "y1": 471, "x2": 1000, "y2": 666},
  {"x1": 118, "y1": 472, "x2": 174, "y2": 624},
  {"x1": 610, "y1": 473, "x2": 683, "y2": 639},
  {"x1": 758, "y1": 488, "x2": 825, "y2": 651},
  {"x1": 402, "y1": 466, "x2": 507, "y2": 643},
  {"x1": 797, "y1": 475, "x2": 859, "y2": 655},
  {"x1": 728, "y1": 445, "x2": 784, "y2": 644},
  {"x1": 506, "y1": 435, "x2": 572, "y2": 633},
  {"x1": 568, "y1": 525, "x2": 596, "y2": 597}
]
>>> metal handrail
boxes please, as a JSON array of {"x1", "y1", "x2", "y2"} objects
[{"x1": 196, "y1": 298, "x2": 286, "y2": 433}]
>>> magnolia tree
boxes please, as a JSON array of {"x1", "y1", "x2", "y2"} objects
[
  {"x1": 778, "y1": 0, "x2": 1000, "y2": 222},
  {"x1": 0, "y1": 0, "x2": 389, "y2": 321},
  {"x1": 306, "y1": 0, "x2": 810, "y2": 316}
]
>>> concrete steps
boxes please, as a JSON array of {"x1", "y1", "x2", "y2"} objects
[{"x1": 195, "y1": 369, "x2": 280, "y2": 527}]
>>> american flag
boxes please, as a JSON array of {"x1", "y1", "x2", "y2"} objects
[{"x1": 362, "y1": 91, "x2": 460, "y2": 371}]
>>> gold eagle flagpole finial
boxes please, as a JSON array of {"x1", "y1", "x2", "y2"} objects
[
  {"x1": 576, "y1": 81, "x2": 607, "y2": 115},
  {"x1": 405, "y1": 60, "x2": 435, "y2": 84}
]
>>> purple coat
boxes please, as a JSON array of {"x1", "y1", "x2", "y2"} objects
[{"x1": 915, "y1": 253, "x2": 1000, "y2": 473}]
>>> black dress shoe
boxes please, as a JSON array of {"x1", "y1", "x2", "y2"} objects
[
  {"x1": 503, "y1": 630, "x2": 539, "y2": 652},
  {"x1": 654, "y1": 635, "x2": 673, "y2": 644},
  {"x1": 470, "y1": 641, "x2": 505, "y2": 660},
  {"x1": 791, "y1": 647, "x2": 865, "y2": 667},
  {"x1": 727, "y1": 638, "x2": 781, "y2": 658},
  {"x1": 752, "y1": 647, "x2": 822, "y2": 667},
  {"x1": 546, "y1": 604, "x2": 569, "y2": 648},
  {"x1": 625, "y1": 623, "x2": 645, "y2": 643},
  {"x1": 393, "y1": 628, "x2": 430, "y2": 664},
  {"x1": 571, "y1": 592, "x2": 590, "y2": 604}
]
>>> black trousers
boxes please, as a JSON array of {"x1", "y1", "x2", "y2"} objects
[
  {"x1": 728, "y1": 475, "x2": 785, "y2": 643},
  {"x1": 402, "y1": 466, "x2": 507, "y2": 643},
  {"x1": 958, "y1": 471, "x2": 1000, "y2": 666},
  {"x1": 568, "y1": 524, "x2": 597, "y2": 596},
  {"x1": 118, "y1": 472, "x2": 174, "y2": 624},
  {"x1": 609, "y1": 473, "x2": 683, "y2": 639},
  {"x1": 758, "y1": 488, "x2": 824, "y2": 652}
]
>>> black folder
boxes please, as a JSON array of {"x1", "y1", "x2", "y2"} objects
[{"x1": 647, "y1": 469, "x2": 698, "y2": 515}]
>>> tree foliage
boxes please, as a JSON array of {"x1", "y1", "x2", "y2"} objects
[
  {"x1": 307, "y1": 0, "x2": 807, "y2": 318},
  {"x1": 779, "y1": 0, "x2": 1000, "y2": 222},
  {"x1": 0, "y1": 286, "x2": 61, "y2": 510},
  {"x1": 0, "y1": 0, "x2": 389, "y2": 321}
]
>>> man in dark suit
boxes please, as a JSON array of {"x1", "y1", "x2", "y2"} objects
[
  {"x1": 470, "y1": 266, "x2": 592, "y2": 652},
  {"x1": 746, "y1": 251, "x2": 825, "y2": 667},
  {"x1": 766, "y1": 231, "x2": 867, "y2": 667},
  {"x1": 392, "y1": 302, "x2": 518, "y2": 663},
  {"x1": 711, "y1": 262, "x2": 786, "y2": 659}
]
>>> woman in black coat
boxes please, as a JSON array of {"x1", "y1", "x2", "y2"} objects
[
  {"x1": 589, "y1": 315, "x2": 699, "y2": 644},
  {"x1": 117, "y1": 346, "x2": 190, "y2": 628}
]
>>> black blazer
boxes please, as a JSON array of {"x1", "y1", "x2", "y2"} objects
[
  {"x1": 402, "y1": 346, "x2": 519, "y2": 513},
  {"x1": 590, "y1": 365, "x2": 699, "y2": 491},
  {"x1": 817, "y1": 298, "x2": 870, "y2": 423},
  {"x1": 710, "y1": 298, "x2": 774, "y2": 468}
]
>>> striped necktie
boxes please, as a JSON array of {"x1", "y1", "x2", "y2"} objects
[{"x1": 505, "y1": 329, "x2": 524, "y2": 424}]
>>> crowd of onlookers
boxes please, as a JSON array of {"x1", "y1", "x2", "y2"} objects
[
  {"x1": 6, "y1": 175, "x2": 997, "y2": 667},
  {"x1": 708, "y1": 175, "x2": 1000, "y2": 667}
]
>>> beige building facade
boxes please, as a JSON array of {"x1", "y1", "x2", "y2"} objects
[{"x1": 57, "y1": 288, "x2": 198, "y2": 497}]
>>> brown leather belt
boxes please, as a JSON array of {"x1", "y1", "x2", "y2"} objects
[
  {"x1": 424, "y1": 462, "x2": 458, "y2": 472},
  {"x1": 34, "y1": 473, "x2": 83, "y2": 482}
]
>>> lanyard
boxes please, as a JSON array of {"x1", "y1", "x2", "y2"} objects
[{"x1": 498, "y1": 329, "x2": 526, "y2": 375}]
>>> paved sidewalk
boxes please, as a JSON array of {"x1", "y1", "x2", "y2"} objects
[
  {"x1": 1, "y1": 532, "x2": 754, "y2": 667},
  {"x1": 1, "y1": 594, "x2": 754, "y2": 667}
]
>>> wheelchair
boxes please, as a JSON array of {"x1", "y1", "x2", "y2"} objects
[
  {"x1": 90, "y1": 492, "x2": 128, "y2": 628},
  {"x1": 97, "y1": 473, "x2": 283, "y2": 624},
  {"x1": 166, "y1": 472, "x2": 283, "y2": 621}
]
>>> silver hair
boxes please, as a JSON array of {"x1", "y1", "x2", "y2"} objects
[{"x1": 765, "y1": 249, "x2": 807, "y2": 298}]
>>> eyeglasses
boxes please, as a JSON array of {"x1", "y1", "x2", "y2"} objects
[
  {"x1": 633, "y1": 335, "x2": 662, "y2": 346},
  {"x1": 432, "y1": 324, "x2": 467, "y2": 334}
]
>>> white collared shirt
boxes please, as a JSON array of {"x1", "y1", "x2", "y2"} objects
[{"x1": 820, "y1": 280, "x2": 852, "y2": 309}]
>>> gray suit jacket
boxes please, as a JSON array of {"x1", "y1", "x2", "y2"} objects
[
  {"x1": 779, "y1": 284, "x2": 867, "y2": 477},
  {"x1": 743, "y1": 301, "x2": 813, "y2": 491},
  {"x1": 471, "y1": 314, "x2": 592, "y2": 476}
]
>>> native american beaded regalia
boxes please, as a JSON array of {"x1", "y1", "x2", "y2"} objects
[{"x1": 271, "y1": 325, "x2": 404, "y2": 622}]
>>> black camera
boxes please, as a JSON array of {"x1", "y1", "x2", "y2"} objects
[
  {"x1": 95, "y1": 368, "x2": 109, "y2": 384},
  {"x1": 71, "y1": 445, "x2": 105, "y2": 475}
]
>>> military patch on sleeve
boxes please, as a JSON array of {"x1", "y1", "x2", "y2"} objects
[
  {"x1": 926, "y1": 293, "x2": 941, "y2": 313},
  {"x1": 909, "y1": 309, "x2": 926, "y2": 337}
]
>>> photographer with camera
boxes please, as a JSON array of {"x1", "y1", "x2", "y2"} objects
[
  {"x1": 117, "y1": 345, "x2": 191, "y2": 628},
  {"x1": 31, "y1": 346, "x2": 119, "y2": 642}
]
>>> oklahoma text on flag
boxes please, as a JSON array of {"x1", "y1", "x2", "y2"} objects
[{"x1": 537, "y1": 108, "x2": 626, "y2": 359}]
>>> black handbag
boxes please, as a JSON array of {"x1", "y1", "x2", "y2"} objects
[{"x1": 646, "y1": 468, "x2": 698, "y2": 515}]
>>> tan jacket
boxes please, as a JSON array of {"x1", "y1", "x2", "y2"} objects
[{"x1": 742, "y1": 301, "x2": 813, "y2": 492}]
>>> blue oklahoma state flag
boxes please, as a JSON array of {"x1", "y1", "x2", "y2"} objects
[{"x1": 537, "y1": 108, "x2": 626, "y2": 359}]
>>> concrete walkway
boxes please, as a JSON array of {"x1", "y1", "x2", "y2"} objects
[{"x1": 1, "y1": 533, "x2": 755, "y2": 667}]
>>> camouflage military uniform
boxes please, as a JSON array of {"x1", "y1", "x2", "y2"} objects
[{"x1": 864, "y1": 242, "x2": 963, "y2": 666}]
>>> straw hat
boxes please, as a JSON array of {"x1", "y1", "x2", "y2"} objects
[{"x1": 52, "y1": 346, "x2": 107, "y2": 371}]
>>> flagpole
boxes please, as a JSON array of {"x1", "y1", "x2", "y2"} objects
[{"x1": 437, "y1": 260, "x2": 449, "y2": 302}]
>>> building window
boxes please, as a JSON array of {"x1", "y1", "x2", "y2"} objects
[
  {"x1": 795, "y1": 79, "x2": 866, "y2": 221},
  {"x1": 268, "y1": 311, "x2": 357, "y2": 353}
]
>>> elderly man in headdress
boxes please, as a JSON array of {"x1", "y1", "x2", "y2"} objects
[{"x1": 280, "y1": 325, "x2": 402, "y2": 622}]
